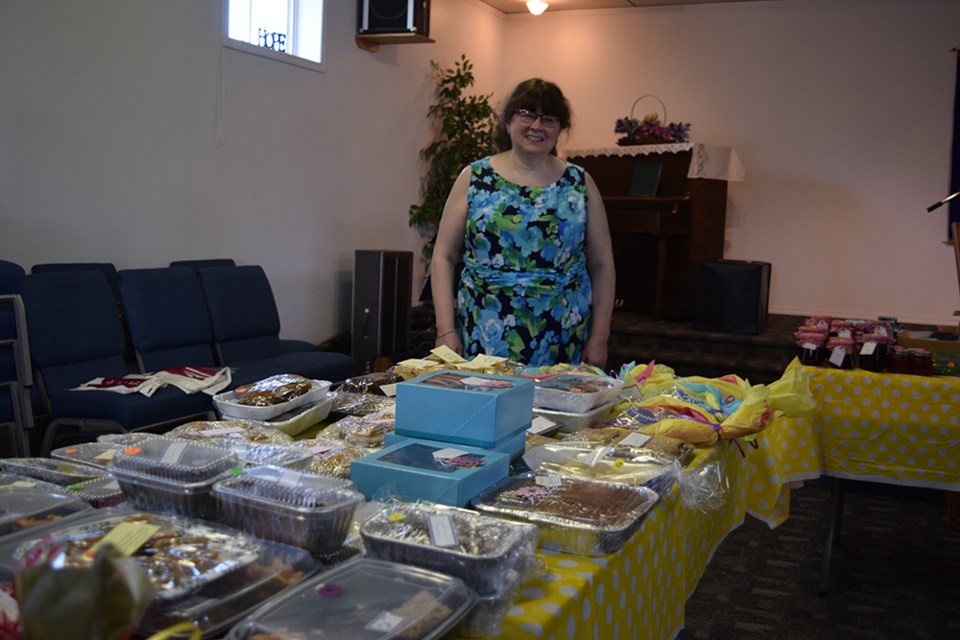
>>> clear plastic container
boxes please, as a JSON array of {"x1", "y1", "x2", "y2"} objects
[
  {"x1": 533, "y1": 374, "x2": 624, "y2": 413},
  {"x1": 214, "y1": 378, "x2": 332, "y2": 421},
  {"x1": 532, "y1": 399, "x2": 617, "y2": 434},
  {"x1": 471, "y1": 471, "x2": 659, "y2": 556},
  {"x1": 226, "y1": 557, "x2": 476, "y2": 640},
  {"x1": 213, "y1": 466, "x2": 363, "y2": 555},
  {"x1": 107, "y1": 439, "x2": 240, "y2": 518},
  {"x1": 51, "y1": 442, "x2": 123, "y2": 469},
  {"x1": 0, "y1": 485, "x2": 92, "y2": 537},
  {"x1": 65, "y1": 476, "x2": 126, "y2": 508},
  {"x1": 0, "y1": 457, "x2": 105, "y2": 486}
]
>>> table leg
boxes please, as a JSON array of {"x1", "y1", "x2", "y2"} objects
[
  {"x1": 947, "y1": 491, "x2": 960, "y2": 532},
  {"x1": 818, "y1": 477, "x2": 844, "y2": 597}
]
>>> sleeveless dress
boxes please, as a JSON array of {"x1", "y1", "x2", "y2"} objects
[{"x1": 456, "y1": 157, "x2": 593, "y2": 366}]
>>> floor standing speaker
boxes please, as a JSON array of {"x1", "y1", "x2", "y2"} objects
[
  {"x1": 694, "y1": 260, "x2": 771, "y2": 334},
  {"x1": 357, "y1": 0, "x2": 430, "y2": 36},
  {"x1": 352, "y1": 250, "x2": 413, "y2": 373}
]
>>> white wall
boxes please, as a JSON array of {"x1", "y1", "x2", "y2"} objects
[
  {"x1": 1, "y1": 0, "x2": 958, "y2": 347},
  {"x1": 500, "y1": 0, "x2": 960, "y2": 325}
]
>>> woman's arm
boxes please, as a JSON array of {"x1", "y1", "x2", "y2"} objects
[
  {"x1": 581, "y1": 171, "x2": 616, "y2": 369},
  {"x1": 430, "y1": 167, "x2": 471, "y2": 354}
]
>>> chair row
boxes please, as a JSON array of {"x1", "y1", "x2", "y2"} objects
[{"x1": 1, "y1": 260, "x2": 356, "y2": 456}]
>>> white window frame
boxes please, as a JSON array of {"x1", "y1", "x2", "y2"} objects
[{"x1": 222, "y1": 0, "x2": 326, "y2": 73}]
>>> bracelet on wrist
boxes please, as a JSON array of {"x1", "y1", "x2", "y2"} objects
[{"x1": 436, "y1": 329, "x2": 456, "y2": 340}]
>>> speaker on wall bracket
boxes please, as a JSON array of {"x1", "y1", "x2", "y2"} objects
[{"x1": 357, "y1": 0, "x2": 430, "y2": 36}]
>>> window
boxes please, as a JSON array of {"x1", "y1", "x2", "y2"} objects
[{"x1": 224, "y1": 0, "x2": 325, "y2": 71}]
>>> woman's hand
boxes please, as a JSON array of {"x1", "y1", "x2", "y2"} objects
[
  {"x1": 580, "y1": 336, "x2": 608, "y2": 370},
  {"x1": 436, "y1": 331, "x2": 463, "y2": 356}
]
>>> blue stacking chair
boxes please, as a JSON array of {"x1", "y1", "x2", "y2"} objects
[
  {"x1": 31, "y1": 262, "x2": 122, "y2": 302},
  {"x1": 169, "y1": 258, "x2": 237, "y2": 271},
  {"x1": 197, "y1": 265, "x2": 356, "y2": 381},
  {"x1": 22, "y1": 270, "x2": 215, "y2": 455},
  {"x1": 0, "y1": 260, "x2": 33, "y2": 456},
  {"x1": 118, "y1": 267, "x2": 284, "y2": 387}
]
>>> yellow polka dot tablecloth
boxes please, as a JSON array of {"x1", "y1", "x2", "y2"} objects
[
  {"x1": 747, "y1": 364, "x2": 960, "y2": 528},
  {"x1": 457, "y1": 441, "x2": 749, "y2": 639}
]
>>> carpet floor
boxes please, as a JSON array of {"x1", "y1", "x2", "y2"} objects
[{"x1": 677, "y1": 478, "x2": 960, "y2": 640}]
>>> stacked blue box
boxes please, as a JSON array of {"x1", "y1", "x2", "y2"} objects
[
  {"x1": 394, "y1": 370, "x2": 534, "y2": 447},
  {"x1": 350, "y1": 439, "x2": 511, "y2": 507},
  {"x1": 384, "y1": 425, "x2": 527, "y2": 460}
]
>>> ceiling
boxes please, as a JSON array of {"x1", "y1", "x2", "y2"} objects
[{"x1": 478, "y1": 0, "x2": 758, "y2": 13}]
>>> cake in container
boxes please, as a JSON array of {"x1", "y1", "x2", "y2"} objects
[
  {"x1": 533, "y1": 374, "x2": 624, "y2": 413},
  {"x1": 213, "y1": 465, "x2": 363, "y2": 555},
  {"x1": 0, "y1": 485, "x2": 92, "y2": 537},
  {"x1": 0, "y1": 457, "x2": 104, "y2": 486},
  {"x1": 51, "y1": 442, "x2": 124, "y2": 469},
  {"x1": 214, "y1": 376, "x2": 331, "y2": 421}
]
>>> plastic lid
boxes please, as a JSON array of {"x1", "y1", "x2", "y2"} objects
[
  {"x1": 231, "y1": 558, "x2": 475, "y2": 640},
  {"x1": 0, "y1": 486, "x2": 92, "y2": 536}
]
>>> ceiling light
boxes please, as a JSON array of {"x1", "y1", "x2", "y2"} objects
[{"x1": 527, "y1": 0, "x2": 549, "y2": 16}]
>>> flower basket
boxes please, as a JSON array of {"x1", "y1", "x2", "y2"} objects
[{"x1": 615, "y1": 95, "x2": 691, "y2": 146}]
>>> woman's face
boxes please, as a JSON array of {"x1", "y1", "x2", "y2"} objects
[{"x1": 507, "y1": 107, "x2": 562, "y2": 155}]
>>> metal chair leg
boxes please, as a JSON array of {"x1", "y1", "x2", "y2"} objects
[{"x1": 818, "y1": 477, "x2": 844, "y2": 596}]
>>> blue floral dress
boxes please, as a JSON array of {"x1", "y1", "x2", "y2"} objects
[{"x1": 457, "y1": 157, "x2": 593, "y2": 366}]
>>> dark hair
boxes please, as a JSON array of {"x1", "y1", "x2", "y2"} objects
[{"x1": 493, "y1": 78, "x2": 572, "y2": 152}]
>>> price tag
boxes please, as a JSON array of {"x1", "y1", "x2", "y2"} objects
[
  {"x1": 535, "y1": 475, "x2": 562, "y2": 488},
  {"x1": 160, "y1": 441, "x2": 188, "y2": 465},
  {"x1": 87, "y1": 521, "x2": 160, "y2": 558},
  {"x1": 366, "y1": 611, "x2": 405, "y2": 633},
  {"x1": 433, "y1": 447, "x2": 469, "y2": 462},
  {"x1": 380, "y1": 383, "x2": 398, "y2": 397},
  {"x1": 94, "y1": 448, "x2": 118, "y2": 462},
  {"x1": 277, "y1": 469, "x2": 305, "y2": 488},
  {"x1": 876, "y1": 326, "x2": 888, "y2": 337},
  {"x1": 430, "y1": 345, "x2": 467, "y2": 364},
  {"x1": 427, "y1": 514, "x2": 459, "y2": 548},
  {"x1": 198, "y1": 426, "x2": 246, "y2": 438},
  {"x1": 802, "y1": 342, "x2": 818, "y2": 351},
  {"x1": 620, "y1": 432, "x2": 652, "y2": 447},
  {"x1": 11, "y1": 481, "x2": 36, "y2": 488},
  {"x1": 838, "y1": 329, "x2": 853, "y2": 339},
  {"x1": 527, "y1": 416, "x2": 558, "y2": 435},
  {"x1": 828, "y1": 347, "x2": 847, "y2": 368},
  {"x1": 860, "y1": 341, "x2": 877, "y2": 356}
]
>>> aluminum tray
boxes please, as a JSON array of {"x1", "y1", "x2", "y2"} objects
[
  {"x1": 532, "y1": 399, "x2": 617, "y2": 434},
  {"x1": 245, "y1": 394, "x2": 335, "y2": 436},
  {"x1": 471, "y1": 472, "x2": 659, "y2": 556},
  {"x1": 360, "y1": 502, "x2": 534, "y2": 596},
  {"x1": 12, "y1": 512, "x2": 262, "y2": 603},
  {"x1": 226, "y1": 557, "x2": 476, "y2": 640},
  {"x1": 213, "y1": 466, "x2": 363, "y2": 555}
]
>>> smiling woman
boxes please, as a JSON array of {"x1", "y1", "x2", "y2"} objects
[{"x1": 430, "y1": 78, "x2": 617, "y2": 369}]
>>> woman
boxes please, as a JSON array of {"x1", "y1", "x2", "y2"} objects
[{"x1": 431, "y1": 78, "x2": 616, "y2": 368}]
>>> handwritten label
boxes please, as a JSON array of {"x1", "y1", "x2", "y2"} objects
[
  {"x1": 430, "y1": 345, "x2": 467, "y2": 364},
  {"x1": 860, "y1": 341, "x2": 877, "y2": 356},
  {"x1": 380, "y1": 383, "x2": 398, "y2": 397},
  {"x1": 88, "y1": 521, "x2": 160, "y2": 558},
  {"x1": 828, "y1": 347, "x2": 847, "y2": 368},
  {"x1": 428, "y1": 514, "x2": 459, "y2": 548},
  {"x1": 527, "y1": 416, "x2": 558, "y2": 435},
  {"x1": 366, "y1": 611, "x2": 405, "y2": 633},
  {"x1": 160, "y1": 441, "x2": 189, "y2": 465},
  {"x1": 535, "y1": 475, "x2": 562, "y2": 488},
  {"x1": 94, "y1": 448, "x2": 118, "y2": 462},
  {"x1": 433, "y1": 447, "x2": 469, "y2": 462},
  {"x1": 620, "y1": 432, "x2": 653, "y2": 447}
]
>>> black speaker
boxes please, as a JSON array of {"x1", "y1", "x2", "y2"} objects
[
  {"x1": 357, "y1": 0, "x2": 430, "y2": 36},
  {"x1": 694, "y1": 260, "x2": 771, "y2": 334},
  {"x1": 352, "y1": 250, "x2": 413, "y2": 373}
]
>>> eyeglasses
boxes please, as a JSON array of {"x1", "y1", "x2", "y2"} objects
[{"x1": 514, "y1": 108, "x2": 561, "y2": 127}]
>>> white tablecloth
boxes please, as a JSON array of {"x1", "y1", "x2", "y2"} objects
[{"x1": 562, "y1": 143, "x2": 745, "y2": 182}]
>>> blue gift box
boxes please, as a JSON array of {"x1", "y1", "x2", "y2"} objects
[
  {"x1": 395, "y1": 370, "x2": 533, "y2": 447},
  {"x1": 384, "y1": 423, "x2": 528, "y2": 461},
  {"x1": 350, "y1": 438, "x2": 510, "y2": 507}
]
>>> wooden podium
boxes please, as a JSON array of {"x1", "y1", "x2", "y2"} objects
[{"x1": 567, "y1": 144, "x2": 738, "y2": 319}]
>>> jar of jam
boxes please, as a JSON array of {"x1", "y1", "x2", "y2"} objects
[
  {"x1": 911, "y1": 349, "x2": 933, "y2": 376},
  {"x1": 886, "y1": 346, "x2": 912, "y2": 374},
  {"x1": 826, "y1": 337, "x2": 857, "y2": 369},
  {"x1": 796, "y1": 331, "x2": 826, "y2": 366},
  {"x1": 857, "y1": 333, "x2": 893, "y2": 372}
]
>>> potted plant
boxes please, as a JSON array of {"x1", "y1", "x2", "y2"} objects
[{"x1": 409, "y1": 55, "x2": 497, "y2": 260}]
